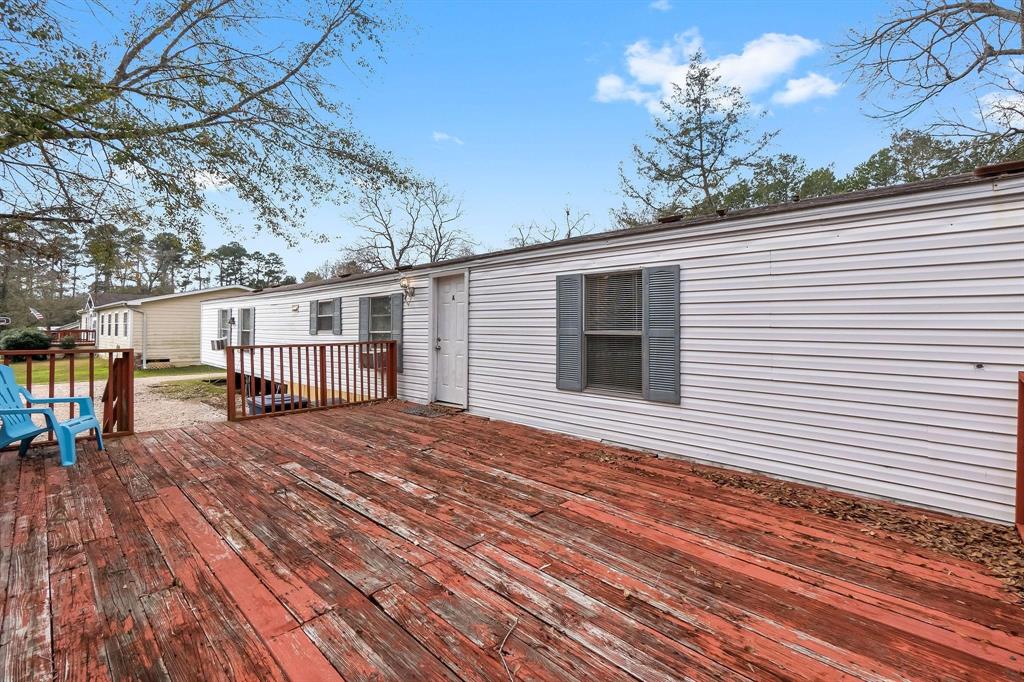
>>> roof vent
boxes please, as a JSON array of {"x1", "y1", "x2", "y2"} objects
[{"x1": 973, "y1": 159, "x2": 1024, "y2": 178}]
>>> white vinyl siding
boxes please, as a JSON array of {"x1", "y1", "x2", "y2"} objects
[
  {"x1": 201, "y1": 276, "x2": 430, "y2": 403},
  {"x1": 199, "y1": 176, "x2": 1024, "y2": 523},
  {"x1": 465, "y1": 182, "x2": 1024, "y2": 523}
]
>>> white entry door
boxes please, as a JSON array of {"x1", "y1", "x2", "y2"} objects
[{"x1": 433, "y1": 274, "x2": 467, "y2": 405}]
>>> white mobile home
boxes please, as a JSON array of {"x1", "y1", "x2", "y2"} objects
[
  {"x1": 88, "y1": 286, "x2": 252, "y2": 367},
  {"x1": 201, "y1": 169, "x2": 1024, "y2": 523}
]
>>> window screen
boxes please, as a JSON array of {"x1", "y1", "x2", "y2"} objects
[
  {"x1": 316, "y1": 300, "x2": 333, "y2": 332},
  {"x1": 583, "y1": 271, "x2": 642, "y2": 395},
  {"x1": 369, "y1": 296, "x2": 392, "y2": 341}
]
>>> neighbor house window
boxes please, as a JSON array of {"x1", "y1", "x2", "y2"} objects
[
  {"x1": 122, "y1": 312, "x2": 128, "y2": 336},
  {"x1": 369, "y1": 296, "x2": 392, "y2": 341},
  {"x1": 114, "y1": 314, "x2": 119, "y2": 336},
  {"x1": 217, "y1": 309, "x2": 230, "y2": 341},
  {"x1": 316, "y1": 300, "x2": 334, "y2": 332},
  {"x1": 583, "y1": 271, "x2": 643, "y2": 395},
  {"x1": 239, "y1": 308, "x2": 254, "y2": 346}
]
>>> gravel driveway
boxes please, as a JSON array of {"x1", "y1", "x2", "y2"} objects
[{"x1": 26, "y1": 372, "x2": 226, "y2": 434}]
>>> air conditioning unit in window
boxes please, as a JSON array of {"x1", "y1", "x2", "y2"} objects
[{"x1": 210, "y1": 338, "x2": 227, "y2": 351}]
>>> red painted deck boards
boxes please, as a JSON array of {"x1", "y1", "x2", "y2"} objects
[{"x1": 1, "y1": 401, "x2": 1021, "y2": 681}]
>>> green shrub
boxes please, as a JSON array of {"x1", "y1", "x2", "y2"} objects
[
  {"x1": 58, "y1": 335, "x2": 77, "y2": 350},
  {"x1": 0, "y1": 327, "x2": 51, "y2": 351}
]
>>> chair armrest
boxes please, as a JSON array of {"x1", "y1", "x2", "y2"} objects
[
  {"x1": 27, "y1": 395, "x2": 95, "y2": 418},
  {"x1": 27, "y1": 395, "x2": 92, "y2": 406},
  {"x1": 0, "y1": 407, "x2": 56, "y2": 416}
]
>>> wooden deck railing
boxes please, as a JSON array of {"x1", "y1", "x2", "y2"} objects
[
  {"x1": 49, "y1": 329, "x2": 96, "y2": 345},
  {"x1": 0, "y1": 348, "x2": 135, "y2": 446},
  {"x1": 225, "y1": 340, "x2": 397, "y2": 421}
]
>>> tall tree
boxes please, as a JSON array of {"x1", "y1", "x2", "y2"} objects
[
  {"x1": 615, "y1": 51, "x2": 777, "y2": 226},
  {"x1": 843, "y1": 129, "x2": 983, "y2": 190},
  {"x1": 0, "y1": 0, "x2": 401, "y2": 247},
  {"x1": 148, "y1": 232, "x2": 188, "y2": 292},
  {"x1": 346, "y1": 178, "x2": 473, "y2": 270},
  {"x1": 208, "y1": 242, "x2": 249, "y2": 286},
  {"x1": 837, "y1": 1, "x2": 1024, "y2": 148}
]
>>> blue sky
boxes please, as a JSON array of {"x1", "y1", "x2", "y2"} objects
[{"x1": 205, "y1": 0, "x2": 907, "y2": 275}]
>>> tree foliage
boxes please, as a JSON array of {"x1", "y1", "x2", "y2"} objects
[
  {"x1": 615, "y1": 50, "x2": 777, "y2": 226},
  {"x1": 0, "y1": 0, "x2": 401, "y2": 246}
]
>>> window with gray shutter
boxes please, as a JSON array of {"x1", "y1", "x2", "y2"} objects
[
  {"x1": 557, "y1": 266, "x2": 680, "y2": 404},
  {"x1": 358, "y1": 294, "x2": 404, "y2": 373}
]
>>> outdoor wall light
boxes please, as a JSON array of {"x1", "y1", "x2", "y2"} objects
[{"x1": 399, "y1": 276, "x2": 415, "y2": 301}]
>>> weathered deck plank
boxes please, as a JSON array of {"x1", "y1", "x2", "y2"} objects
[{"x1": 1, "y1": 401, "x2": 1021, "y2": 681}]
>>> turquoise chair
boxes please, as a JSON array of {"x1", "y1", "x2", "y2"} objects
[{"x1": 0, "y1": 364, "x2": 103, "y2": 465}]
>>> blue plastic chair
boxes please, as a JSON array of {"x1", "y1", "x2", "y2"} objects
[{"x1": 0, "y1": 364, "x2": 104, "y2": 465}]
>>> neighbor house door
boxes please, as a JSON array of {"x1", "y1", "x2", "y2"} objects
[{"x1": 433, "y1": 273, "x2": 467, "y2": 405}]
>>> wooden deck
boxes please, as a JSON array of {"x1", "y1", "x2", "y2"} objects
[{"x1": 1, "y1": 402, "x2": 1022, "y2": 681}]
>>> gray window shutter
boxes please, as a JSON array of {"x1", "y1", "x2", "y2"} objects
[
  {"x1": 642, "y1": 264, "x2": 680, "y2": 404},
  {"x1": 390, "y1": 292, "x2": 404, "y2": 373},
  {"x1": 358, "y1": 297, "x2": 370, "y2": 341},
  {"x1": 248, "y1": 307, "x2": 256, "y2": 345},
  {"x1": 332, "y1": 297, "x2": 342, "y2": 335},
  {"x1": 555, "y1": 274, "x2": 583, "y2": 391},
  {"x1": 309, "y1": 301, "x2": 318, "y2": 335}
]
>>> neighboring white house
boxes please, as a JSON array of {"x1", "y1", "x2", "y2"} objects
[
  {"x1": 200, "y1": 168, "x2": 1024, "y2": 523},
  {"x1": 88, "y1": 286, "x2": 252, "y2": 367}
]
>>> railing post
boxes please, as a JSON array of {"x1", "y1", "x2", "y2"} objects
[
  {"x1": 388, "y1": 340, "x2": 398, "y2": 399},
  {"x1": 226, "y1": 347, "x2": 237, "y2": 421},
  {"x1": 1016, "y1": 371, "x2": 1023, "y2": 540},
  {"x1": 318, "y1": 345, "x2": 328, "y2": 407},
  {"x1": 124, "y1": 350, "x2": 135, "y2": 435}
]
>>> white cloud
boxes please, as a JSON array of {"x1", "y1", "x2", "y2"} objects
[
  {"x1": 432, "y1": 131, "x2": 464, "y2": 145},
  {"x1": 649, "y1": 0, "x2": 672, "y2": 11},
  {"x1": 595, "y1": 29, "x2": 826, "y2": 112},
  {"x1": 771, "y1": 72, "x2": 840, "y2": 105}
]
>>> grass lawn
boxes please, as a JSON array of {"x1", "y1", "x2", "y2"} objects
[{"x1": 6, "y1": 361, "x2": 220, "y2": 387}]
